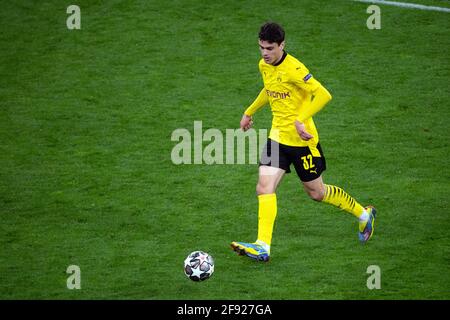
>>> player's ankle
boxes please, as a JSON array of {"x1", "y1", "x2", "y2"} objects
[
  {"x1": 256, "y1": 240, "x2": 270, "y2": 254},
  {"x1": 359, "y1": 209, "x2": 370, "y2": 222}
]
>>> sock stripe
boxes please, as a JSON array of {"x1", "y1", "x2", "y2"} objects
[
  {"x1": 346, "y1": 193, "x2": 352, "y2": 207},
  {"x1": 327, "y1": 185, "x2": 332, "y2": 198},
  {"x1": 341, "y1": 188, "x2": 353, "y2": 209},
  {"x1": 322, "y1": 184, "x2": 364, "y2": 218}
]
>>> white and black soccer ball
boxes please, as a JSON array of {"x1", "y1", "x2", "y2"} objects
[{"x1": 184, "y1": 251, "x2": 214, "y2": 282}]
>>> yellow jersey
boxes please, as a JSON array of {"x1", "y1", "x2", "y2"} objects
[{"x1": 245, "y1": 52, "x2": 327, "y2": 150}]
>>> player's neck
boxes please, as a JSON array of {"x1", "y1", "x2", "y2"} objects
[{"x1": 272, "y1": 51, "x2": 287, "y2": 66}]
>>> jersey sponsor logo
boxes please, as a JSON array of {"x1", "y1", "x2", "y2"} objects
[
  {"x1": 266, "y1": 89, "x2": 291, "y2": 99},
  {"x1": 303, "y1": 73, "x2": 312, "y2": 82}
]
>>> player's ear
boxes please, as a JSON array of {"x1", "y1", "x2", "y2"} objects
[{"x1": 279, "y1": 41, "x2": 285, "y2": 51}]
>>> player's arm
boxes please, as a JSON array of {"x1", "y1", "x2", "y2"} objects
[
  {"x1": 241, "y1": 88, "x2": 268, "y2": 131},
  {"x1": 296, "y1": 84, "x2": 332, "y2": 123},
  {"x1": 292, "y1": 67, "x2": 332, "y2": 140}
]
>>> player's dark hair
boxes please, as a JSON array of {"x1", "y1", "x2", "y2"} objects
[{"x1": 258, "y1": 22, "x2": 285, "y2": 45}]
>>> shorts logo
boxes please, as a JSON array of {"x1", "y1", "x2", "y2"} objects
[{"x1": 303, "y1": 73, "x2": 312, "y2": 82}]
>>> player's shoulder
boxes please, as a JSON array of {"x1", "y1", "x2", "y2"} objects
[
  {"x1": 258, "y1": 58, "x2": 267, "y2": 69},
  {"x1": 285, "y1": 53, "x2": 309, "y2": 73}
]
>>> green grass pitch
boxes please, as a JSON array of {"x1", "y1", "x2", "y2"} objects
[{"x1": 1, "y1": 0, "x2": 449, "y2": 299}]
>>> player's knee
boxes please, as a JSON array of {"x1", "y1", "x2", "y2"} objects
[{"x1": 256, "y1": 182, "x2": 274, "y2": 195}]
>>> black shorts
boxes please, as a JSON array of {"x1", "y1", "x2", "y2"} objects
[{"x1": 259, "y1": 138, "x2": 326, "y2": 182}]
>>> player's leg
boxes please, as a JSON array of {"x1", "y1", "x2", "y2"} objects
[
  {"x1": 256, "y1": 165, "x2": 285, "y2": 251},
  {"x1": 291, "y1": 144, "x2": 376, "y2": 243},
  {"x1": 302, "y1": 176, "x2": 376, "y2": 243},
  {"x1": 302, "y1": 176, "x2": 363, "y2": 215},
  {"x1": 231, "y1": 138, "x2": 288, "y2": 261},
  {"x1": 231, "y1": 166, "x2": 285, "y2": 261}
]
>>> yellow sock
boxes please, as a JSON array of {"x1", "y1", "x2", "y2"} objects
[
  {"x1": 257, "y1": 193, "x2": 277, "y2": 247},
  {"x1": 322, "y1": 184, "x2": 364, "y2": 218}
]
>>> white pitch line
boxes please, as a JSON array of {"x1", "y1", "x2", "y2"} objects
[{"x1": 353, "y1": 0, "x2": 450, "y2": 12}]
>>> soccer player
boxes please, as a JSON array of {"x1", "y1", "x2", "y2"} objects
[{"x1": 231, "y1": 22, "x2": 376, "y2": 262}]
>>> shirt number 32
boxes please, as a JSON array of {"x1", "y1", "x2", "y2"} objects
[{"x1": 301, "y1": 155, "x2": 315, "y2": 170}]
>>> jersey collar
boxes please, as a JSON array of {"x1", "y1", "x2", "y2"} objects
[{"x1": 272, "y1": 51, "x2": 287, "y2": 67}]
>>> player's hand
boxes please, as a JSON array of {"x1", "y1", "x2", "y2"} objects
[
  {"x1": 295, "y1": 120, "x2": 313, "y2": 141},
  {"x1": 240, "y1": 114, "x2": 253, "y2": 131}
]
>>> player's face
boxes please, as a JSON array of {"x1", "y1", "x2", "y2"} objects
[{"x1": 259, "y1": 40, "x2": 285, "y2": 65}]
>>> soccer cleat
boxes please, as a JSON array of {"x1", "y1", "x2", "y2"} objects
[
  {"x1": 358, "y1": 206, "x2": 377, "y2": 243},
  {"x1": 230, "y1": 241, "x2": 270, "y2": 262}
]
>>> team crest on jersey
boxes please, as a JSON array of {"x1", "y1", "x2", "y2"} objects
[
  {"x1": 277, "y1": 71, "x2": 285, "y2": 82},
  {"x1": 303, "y1": 73, "x2": 312, "y2": 82}
]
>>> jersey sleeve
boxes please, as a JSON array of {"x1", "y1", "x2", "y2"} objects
[
  {"x1": 296, "y1": 84, "x2": 332, "y2": 122},
  {"x1": 244, "y1": 88, "x2": 268, "y2": 116},
  {"x1": 290, "y1": 63, "x2": 321, "y2": 93},
  {"x1": 244, "y1": 61, "x2": 269, "y2": 116}
]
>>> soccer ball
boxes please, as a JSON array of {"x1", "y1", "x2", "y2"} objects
[{"x1": 184, "y1": 251, "x2": 214, "y2": 282}]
